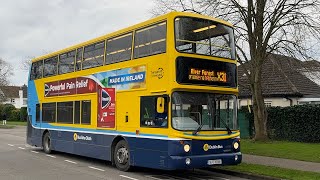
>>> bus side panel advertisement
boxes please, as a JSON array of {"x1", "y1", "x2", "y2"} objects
[
  {"x1": 44, "y1": 77, "x2": 97, "y2": 97},
  {"x1": 97, "y1": 87, "x2": 115, "y2": 128},
  {"x1": 44, "y1": 65, "x2": 146, "y2": 98},
  {"x1": 176, "y1": 57, "x2": 237, "y2": 88},
  {"x1": 94, "y1": 65, "x2": 146, "y2": 91}
]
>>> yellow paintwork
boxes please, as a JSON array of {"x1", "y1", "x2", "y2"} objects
[
  {"x1": 32, "y1": 12, "x2": 239, "y2": 140},
  {"x1": 172, "y1": 131, "x2": 240, "y2": 140}
]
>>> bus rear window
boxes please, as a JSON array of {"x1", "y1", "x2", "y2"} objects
[{"x1": 30, "y1": 60, "x2": 43, "y2": 80}]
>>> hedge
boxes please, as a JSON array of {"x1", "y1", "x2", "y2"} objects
[
  {"x1": 0, "y1": 104, "x2": 27, "y2": 121},
  {"x1": 241, "y1": 105, "x2": 320, "y2": 143},
  {"x1": 267, "y1": 105, "x2": 320, "y2": 143},
  {"x1": 1, "y1": 104, "x2": 16, "y2": 119}
]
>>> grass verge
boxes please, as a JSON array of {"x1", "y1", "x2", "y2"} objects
[
  {"x1": 241, "y1": 139, "x2": 320, "y2": 163},
  {"x1": 6, "y1": 121, "x2": 27, "y2": 126},
  {"x1": 218, "y1": 163, "x2": 320, "y2": 180},
  {"x1": 0, "y1": 124, "x2": 15, "y2": 129}
]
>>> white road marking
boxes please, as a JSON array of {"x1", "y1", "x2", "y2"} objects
[
  {"x1": 162, "y1": 174, "x2": 186, "y2": 180},
  {"x1": 119, "y1": 175, "x2": 139, "y2": 180},
  {"x1": 188, "y1": 176, "x2": 207, "y2": 180},
  {"x1": 7, "y1": 144, "x2": 14, "y2": 146},
  {"x1": 217, "y1": 178, "x2": 230, "y2": 180},
  {"x1": 31, "y1": 150, "x2": 39, "y2": 154},
  {"x1": 46, "y1": 155, "x2": 56, "y2": 158},
  {"x1": 144, "y1": 176, "x2": 163, "y2": 180},
  {"x1": 64, "y1": 160, "x2": 77, "y2": 164},
  {"x1": 18, "y1": 147, "x2": 25, "y2": 150},
  {"x1": 88, "y1": 166, "x2": 105, "y2": 172}
]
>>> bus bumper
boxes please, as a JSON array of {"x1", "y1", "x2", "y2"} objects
[{"x1": 168, "y1": 152, "x2": 242, "y2": 170}]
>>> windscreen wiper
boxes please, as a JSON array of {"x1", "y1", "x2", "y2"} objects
[
  {"x1": 193, "y1": 124, "x2": 204, "y2": 135},
  {"x1": 224, "y1": 123, "x2": 232, "y2": 135}
]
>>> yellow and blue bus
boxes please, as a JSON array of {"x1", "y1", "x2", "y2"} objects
[{"x1": 27, "y1": 12, "x2": 241, "y2": 171}]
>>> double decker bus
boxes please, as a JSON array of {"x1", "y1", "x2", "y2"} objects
[{"x1": 27, "y1": 12, "x2": 241, "y2": 171}]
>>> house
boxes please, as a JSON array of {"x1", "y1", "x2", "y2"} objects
[
  {"x1": 238, "y1": 54, "x2": 320, "y2": 107},
  {"x1": 0, "y1": 85, "x2": 27, "y2": 108}
]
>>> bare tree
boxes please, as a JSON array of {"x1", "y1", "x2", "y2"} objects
[
  {"x1": 20, "y1": 49, "x2": 52, "y2": 71},
  {"x1": 0, "y1": 58, "x2": 13, "y2": 102},
  {"x1": 0, "y1": 58, "x2": 12, "y2": 86},
  {"x1": 20, "y1": 56, "x2": 34, "y2": 71},
  {"x1": 152, "y1": 0, "x2": 320, "y2": 140}
]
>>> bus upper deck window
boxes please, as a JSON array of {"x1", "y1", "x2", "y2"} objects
[{"x1": 134, "y1": 22, "x2": 166, "y2": 59}]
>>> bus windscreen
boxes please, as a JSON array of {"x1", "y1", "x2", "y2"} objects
[{"x1": 175, "y1": 17, "x2": 235, "y2": 59}]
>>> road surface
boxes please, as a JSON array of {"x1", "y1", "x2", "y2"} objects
[{"x1": 0, "y1": 126, "x2": 248, "y2": 180}]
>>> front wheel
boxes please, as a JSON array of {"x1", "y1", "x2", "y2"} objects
[
  {"x1": 114, "y1": 140, "x2": 131, "y2": 171},
  {"x1": 43, "y1": 132, "x2": 52, "y2": 154}
]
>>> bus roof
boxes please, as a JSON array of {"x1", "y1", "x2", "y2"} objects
[{"x1": 32, "y1": 11, "x2": 233, "y2": 63}]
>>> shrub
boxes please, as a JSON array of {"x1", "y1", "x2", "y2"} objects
[
  {"x1": 1, "y1": 104, "x2": 16, "y2": 119},
  {"x1": 241, "y1": 104, "x2": 320, "y2": 143},
  {"x1": 20, "y1": 107, "x2": 28, "y2": 121},
  {"x1": 267, "y1": 105, "x2": 320, "y2": 143},
  {"x1": 8, "y1": 109, "x2": 20, "y2": 121}
]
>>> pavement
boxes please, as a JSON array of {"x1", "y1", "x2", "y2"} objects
[
  {"x1": 242, "y1": 154, "x2": 320, "y2": 173},
  {"x1": 214, "y1": 153, "x2": 320, "y2": 179}
]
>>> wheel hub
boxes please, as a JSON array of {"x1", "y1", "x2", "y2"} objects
[
  {"x1": 45, "y1": 137, "x2": 50, "y2": 151},
  {"x1": 116, "y1": 147, "x2": 128, "y2": 164}
]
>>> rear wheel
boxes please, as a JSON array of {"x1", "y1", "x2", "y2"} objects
[
  {"x1": 114, "y1": 140, "x2": 130, "y2": 171},
  {"x1": 43, "y1": 132, "x2": 52, "y2": 154}
]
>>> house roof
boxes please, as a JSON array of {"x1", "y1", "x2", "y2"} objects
[
  {"x1": 0, "y1": 85, "x2": 28, "y2": 99},
  {"x1": 238, "y1": 54, "x2": 320, "y2": 98}
]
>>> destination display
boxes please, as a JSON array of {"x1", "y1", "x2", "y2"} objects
[
  {"x1": 176, "y1": 57, "x2": 237, "y2": 88},
  {"x1": 188, "y1": 68, "x2": 227, "y2": 83}
]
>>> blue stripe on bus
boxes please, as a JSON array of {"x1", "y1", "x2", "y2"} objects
[{"x1": 35, "y1": 123, "x2": 170, "y2": 138}]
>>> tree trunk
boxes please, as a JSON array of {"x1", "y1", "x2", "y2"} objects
[{"x1": 251, "y1": 65, "x2": 268, "y2": 141}]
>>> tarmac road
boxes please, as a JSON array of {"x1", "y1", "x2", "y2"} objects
[{"x1": 0, "y1": 126, "x2": 248, "y2": 180}]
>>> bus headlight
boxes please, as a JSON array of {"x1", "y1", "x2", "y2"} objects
[
  {"x1": 184, "y1": 144, "x2": 191, "y2": 152},
  {"x1": 233, "y1": 141, "x2": 239, "y2": 150}
]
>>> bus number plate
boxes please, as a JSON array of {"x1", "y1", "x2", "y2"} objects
[{"x1": 207, "y1": 159, "x2": 222, "y2": 165}]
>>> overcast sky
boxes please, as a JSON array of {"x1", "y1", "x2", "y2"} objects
[{"x1": 0, "y1": 0, "x2": 155, "y2": 86}]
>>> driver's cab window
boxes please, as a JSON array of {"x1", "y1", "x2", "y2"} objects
[
  {"x1": 140, "y1": 96, "x2": 168, "y2": 128},
  {"x1": 172, "y1": 104, "x2": 208, "y2": 130}
]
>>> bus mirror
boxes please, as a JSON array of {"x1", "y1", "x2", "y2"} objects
[{"x1": 156, "y1": 97, "x2": 165, "y2": 113}]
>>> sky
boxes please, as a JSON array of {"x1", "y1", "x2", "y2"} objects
[{"x1": 0, "y1": 0, "x2": 156, "y2": 86}]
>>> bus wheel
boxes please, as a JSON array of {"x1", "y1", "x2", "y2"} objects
[
  {"x1": 114, "y1": 140, "x2": 130, "y2": 171},
  {"x1": 43, "y1": 132, "x2": 52, "y2": 154}
]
